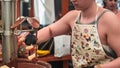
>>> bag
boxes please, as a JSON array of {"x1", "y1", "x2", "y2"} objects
[
  {"x1": 54, "y1": 35, "x2": 71, "y2": 57},
  {"x1": 38, "y1": 38, "x2": 54, "y2": 55}
]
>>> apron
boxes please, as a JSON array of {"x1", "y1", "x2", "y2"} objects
[{"x1": 71, "y1": 10, "x2": 115, "y2": 68}]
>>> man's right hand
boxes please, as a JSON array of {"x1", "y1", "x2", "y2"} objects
[{"x1": 25, "y1": 33, "x2": 37, "y2": 45}]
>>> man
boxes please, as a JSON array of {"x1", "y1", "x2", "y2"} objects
[
  {"x1": 24, "y1": 0, "x2": 120, "y2": 68},
  {"x1": 103, "y1": 0, "x2": 120, "y2": 17}
]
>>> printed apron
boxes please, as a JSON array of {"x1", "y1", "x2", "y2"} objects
[{"x1": 71, "y1": 22, "x2": 113, "y2": 68}]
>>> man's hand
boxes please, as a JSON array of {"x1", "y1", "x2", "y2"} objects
[{"x1": 25, "y1": 33, "x2": 37, "y2": 45}]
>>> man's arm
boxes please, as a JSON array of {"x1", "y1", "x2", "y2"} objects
[
  {"x1": 96, "y1": 11, "x2": 120, "y2": 68},
  {"x1": 36, "y1": 10, "x2": 79, "y2": 43}
]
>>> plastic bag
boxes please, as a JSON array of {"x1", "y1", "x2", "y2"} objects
[{"x1": 54, "y1": 35, "x2": 71, "y2": 57}]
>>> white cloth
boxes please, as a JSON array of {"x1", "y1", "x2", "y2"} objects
[
  {"x1": 34, "y1": 0, "x2": 55, "y2": 25},
  {"x1": 96, "y1": 0, "x2": 103, "y2": 7}
]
